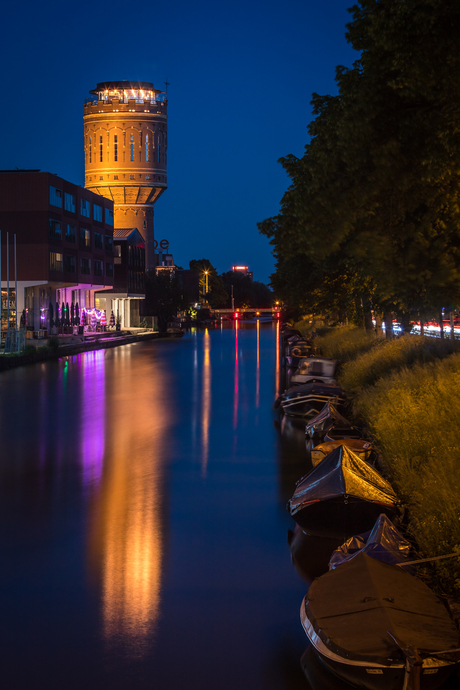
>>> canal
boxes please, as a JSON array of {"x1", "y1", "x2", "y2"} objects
[{"x1": 0, "y1": 321, "x2": 313, "y2": 690}]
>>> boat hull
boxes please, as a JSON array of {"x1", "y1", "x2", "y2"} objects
[
  {"x1": 291, "y1": 495, "x2": 398, "y2": 539},
  {"x1": 301, "y1": 601, "x2": 456, "y2": 690}
]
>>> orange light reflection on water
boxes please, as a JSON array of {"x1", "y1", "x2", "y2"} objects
[
  {"x1": 233, "y1": 319, "x2": 239, "y2": 430},
  {"x1": 275, "y1": 320, "x2": 280, "y2": 398},
  {"x1": 256, "y1": 319, "x2": 260, "y2": 409},
  {"x1": 88, "y1": 350, "x2": 171, "y2": 651}
]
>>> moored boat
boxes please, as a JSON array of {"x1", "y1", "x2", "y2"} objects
[
  {"x1": 305, "y1": 400, "x2": 363, "y2": 443},
  {"x1": 284, "y1": 340, "x2": 313, "y2": 368},
  {"x1": 301, "y1": 553, "x2": 460, "y2": 690},
  {"x1": 275, "y1": 383, "x2": 346, "y2": 418},
  {"x1": 288, "y1": 445, "x2": 400, "y2": 538},
  {"x1": 311, "y1": 438, "x2": 373, "y2": 467},
  {"x1": 329, "y1": 513, "x2": 413, "y2": 570},
  {"x1": 290, "y1": 356, "x2": 337, "y2": 385}
]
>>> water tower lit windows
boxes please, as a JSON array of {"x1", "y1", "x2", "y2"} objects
[
  {"x1": 130, "y1": 134, "x2": 134, "y2": 161},
  {"x1": 99, "y1": 135, "x2": 103, "y2": 162},
  {"x1": 145, "y1": 134, "x2": 149, "y2": 162},
  {"x1": 114, "y1": 134, "x2": 118, "y2": 161},
  {"x1": 89, "y1": 136, "x2": 92, "y2": 163}
]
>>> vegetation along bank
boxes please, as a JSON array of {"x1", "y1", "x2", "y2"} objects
[{"x1": 298, "y1": 324, "x2": 460, "y2": 598}]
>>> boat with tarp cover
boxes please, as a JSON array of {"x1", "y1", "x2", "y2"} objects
[
  {"x1": 329, "y1": 514, "x2": 413, "y2": 570},
  {"x1": 288, "y1": 445, "x2": 400, "y2": 538},
  {"x1": 301, "y1": 553, "x2": 460, "y2": 690},
  {"x1": 311, "y1": 438, "x2": 373, "y2": 467},
  {"x1": 275, "y1": 383, "x2": 346, "y2": 418},
  {"x1": 305, "y1": 401, "x2": 363, "y2": 443}
]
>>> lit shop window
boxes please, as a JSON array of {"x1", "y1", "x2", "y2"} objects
[
  {"x1": 80, "y1": 199, "x2": 90, "y2": 217},
  {"x1": 49, "y1": 252, "x2": 63, "y2": 271},
  {"x1": 64, "y1": 192, "x2": 76, "y2": 213},
  {"x1": 93, "y1": 204, "x2": 103, "y2": 222},
  {"x1": 50, "y1": 186, "x2": 62, "y2": 208},
  {"x1": 49, "y1": 219, "x2": 62, "y2": 239}
]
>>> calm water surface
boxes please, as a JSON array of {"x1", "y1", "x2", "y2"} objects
[{"x1": 0, "y1": 321, "x2": 316, "y2": 690}]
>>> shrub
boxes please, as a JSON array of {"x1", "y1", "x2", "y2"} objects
[
  {"x1": 315, "y1": 326, "x2": 384, "y2": 362},
  {"x1": 48, "y1": 336, "x2": 59, "y2": 351}
]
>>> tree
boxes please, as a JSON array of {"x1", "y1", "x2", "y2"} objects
[
  {"x1": 144, "y1": 270, "x2": 185, "y2": 333},
  {"x1": 189, "y1": 259, "x2": 228, "y2": 308},
  {"x1": 259, "y1": 0, "x2": 460, "y2": 327}
]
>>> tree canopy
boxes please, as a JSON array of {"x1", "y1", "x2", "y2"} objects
[{"x1": 259, "y1": 0, "x2": 460, "y2": 326}]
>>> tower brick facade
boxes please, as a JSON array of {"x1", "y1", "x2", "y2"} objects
[{"x1": 84, "y1": 81, "x2": 167, "y2": 271}]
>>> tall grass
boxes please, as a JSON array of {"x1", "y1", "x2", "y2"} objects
[
  {"x1": 356, "y1": 355, "x2": 460, "y2": 593},
  {"x1": 339, "y1": 335, "x2": 458, "y2": 394},
  {"x1": 314, "y1": 325, "x2": 385, "y2": 362}
]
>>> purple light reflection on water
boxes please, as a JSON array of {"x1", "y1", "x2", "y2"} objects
[{"x1": 79, "y1": 350, "x2": 106, "y2": 488}]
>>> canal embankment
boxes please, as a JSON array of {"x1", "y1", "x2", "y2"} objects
[
  {"x1": 296, "y1": 323, "x2": 460, "y2": 599},
  {"x1": 0, "y1": 329, "x2": 161, "y2": 371}
]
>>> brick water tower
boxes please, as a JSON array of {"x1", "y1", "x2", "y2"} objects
[{"x1": 84, "y1": 80, "x2": 167, "y2": 270}]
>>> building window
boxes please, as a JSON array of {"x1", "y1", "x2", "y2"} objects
[
  {"x1": 114, "y1": 175, "x2": 118, "y2": 180},
  {"x1": 114, "y1": 134, "x2": 118, "y2": 161},
  {"x1": 114, "y1": 244, "x2": 121, "y2": 257},
  {"x1": 64, "y1": 192, "x2": 76, "y2": 213},
  {"x1": 99, "y1": 176, "x2": 103, "y2": 181},
  {"x1": 145, "y1": 134, "x2": 149, "y2": 162},
  {"x1": 49, "y1": 219, "x2": 62, "y2": 239},
  {"x1": 94, "y1": 260, "x2": 103, "y2": 277},
  {"x1": 66, "y1": 224, "x2": 76, "y2": 242},
  {"x1": 106, "y1": 262, "x2": 114, "y2": 278},
  {"x1": 50, "y1": 186, "x2": 62, "y2": 208},
  {"x1": 94, "y1": 232, "x2": 103, "y2": 249},
  {"x1": 93, "y1": 204, "x2": 103, "y2": 222},
  {"x1": 80, "y1": 257, "x2": 91, "y2": 275},
  {"x1": 145, "y1": 174, "x2": 150, "y2": 180},
  {"x1": 89, "y1": 136, "x2": 92, "y2": 164},
  {"x1": 130, "y1": 134, "x2": 134, "y2": 161},
  {"x1": 64, "y1": 255, "x2": 76, "y2": 273},
  {"x1": 105, "y1": 235, "x2": 113, "y2": 252},
  {"x1": 79, "y1": 228, "x2": 91, "y2": 248},
  {"x1": 50, "y1": 252, "x2": 63, "y2": 271},
  {"x1": 80, "y1": 198, "x2": 90, "y2": 217},
  {"x1": 105, "y1": 208, "x2": 114, "y2": 226},
  {"x1": 130, "y1": 174, "x2": 134, "y2": 180},
  {"x1": 140, "y1": 132, "x2": 143, "y2": 146},
  {"x1": 100, "y1": 135, "x2": 103, "y2": 162}
]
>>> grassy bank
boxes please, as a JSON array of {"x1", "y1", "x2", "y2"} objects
[{"x1": 314, "y1": 327, "x2": 460, "y2": 595}]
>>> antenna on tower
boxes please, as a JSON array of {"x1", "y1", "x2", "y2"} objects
[{"x1": 164, "y1": 78, "x2": 170, "y2": 95}]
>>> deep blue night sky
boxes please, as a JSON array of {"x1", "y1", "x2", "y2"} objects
[{"x1": 1, "y1": 0, "x2": 358, "y2": 283}]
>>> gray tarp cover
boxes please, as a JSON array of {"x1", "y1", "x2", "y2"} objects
[
  {"x1": 329, "y1": 514, "x2": 411, "y2": 569},
  {"x1": 305, "y1": 401, "x2": 353, "y2": 436},
  {"x1": 306, "y1": 553, "x2": 460, "y2": 664},
  {"x1": 290, "y1": 445, "x2": 397, "y2": 515}
]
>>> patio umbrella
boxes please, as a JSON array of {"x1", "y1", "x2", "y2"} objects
[
  {"x1": 49, "y1": 302, "x2": 54, "y2": 328},
  {"x1": 109, "y1": 310, "x2": 115, "y2": 328},
  {"x1": 55, "y1": 302, "x2": 60, "y2": 328},
  {"x1": 81, "y1": 310, "x2": 87, "y2": 327},
  {"x1": 91, "y1": 310, "x2": 97, "y2": 329},
  {"x1": 70, "y1": 302, "x2": 75, "y2": 326},
  {"x1": 66, "y1": 302, "x2": 70, "y2": 326},
  {"x1": 75, "y1": 302, "x2": 80, "y2": 325},
  {"x1": 101, "y1": 310, "x2": 107, "y2": 326}
]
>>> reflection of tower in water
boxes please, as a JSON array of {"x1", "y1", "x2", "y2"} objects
[{"x1": 88, "y1": 349, "x2": 172, "y2": 650}]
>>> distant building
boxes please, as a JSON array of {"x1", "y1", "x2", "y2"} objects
[
  {"x1": 232, "y1": 265, "x2": 253, "y2": 281},
  {"x1": 96, "y1": 228, "x2": 145, "y2": 329},
  {"x1": 154, "y1": 251, "x2": 175, "y2": 275},
  {"x1": 83, "y1": 80, "x2": 168, "y2": 272},
  {"x1": 0, "y1": 170, "x2": 114, "y2": 334}
]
